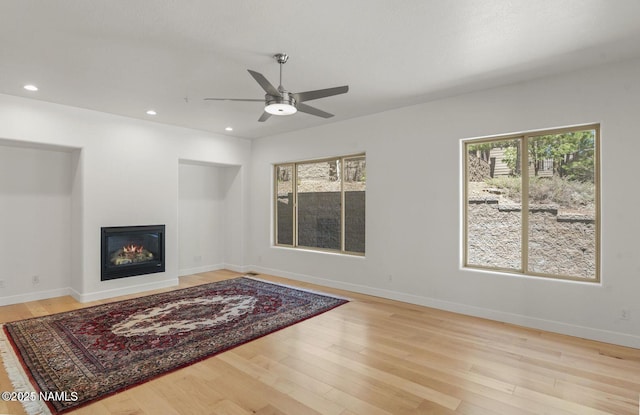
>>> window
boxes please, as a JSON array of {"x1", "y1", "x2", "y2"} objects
[
  {"x1": 464, "y1": 125, "x2": 599, "y2": 282},
  {"x1": 275, "y1": 154, "x2": 366, "y2": 255}
]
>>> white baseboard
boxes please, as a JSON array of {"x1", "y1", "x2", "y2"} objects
[
  {"x1": 0, "y1": 264, "x2": 245, "y2": 307},
  {"x1": 224, "y1": 263, "x2": 251, "y2": 274},
  {"x1": 0, "y1": 287, "x2": 72, "y2": 307},
  {"x1": 249, "y1": 265, "x2": 640, "y2": 349},
  {"x1": 178, "y1": 263, "x2": 251, "y2": 276},
  {"x1": 70, "y1": 278, "x2": 179, "y2": 303},
  {"x1": 178, "y1": 263, "x2": 225, "y2": 277}
]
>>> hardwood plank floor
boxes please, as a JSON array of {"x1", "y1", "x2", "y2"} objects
[{"x1": 1, "y1": 270, "x2": 639, "y2": 414}]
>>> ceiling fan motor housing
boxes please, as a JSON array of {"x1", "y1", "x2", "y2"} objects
[{"x1": 265, "y1": 93, "x2": 297, "y2": 115}]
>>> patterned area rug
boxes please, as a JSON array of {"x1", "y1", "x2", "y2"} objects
[{"x1": 0, "y1": 277, "x2": 347, "y2": 414}]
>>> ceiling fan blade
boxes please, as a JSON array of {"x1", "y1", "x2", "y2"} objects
[
  {"x1": 204, "y1": 98, "x2": 264, "y2": 102},
  {"x1": 293, "y1": 85, "x2": 348, "y2": 103},
  {"x1": 247, "y1": 70, "x2": 280, "y2": 97},
  {"x1": 258, "y1": 112, "x2": 271, "y2": 122},
  {"x1": 296, "y1": 103, "x2": 334, "y2": 118}
]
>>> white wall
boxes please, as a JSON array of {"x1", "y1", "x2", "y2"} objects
[
  {"x1": 178, "y1": 161, "x2": 242, "y2": 275},
  {"x1": 222, "y1": 165, "x2": 245, "y2": 270},
  {"x1": 0, "y1": 94, "x2": 251, "y2": 304},
  {"x1": 0, "y1": 144, "x2": 75, "y2": 303},
  {"x1": 249, "y1": 57, "x2": 640, "y2": 348}
]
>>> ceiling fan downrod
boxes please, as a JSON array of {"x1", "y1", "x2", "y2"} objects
[{"x1": 274, "y1": 53, "x2": 288, "y2": 91}]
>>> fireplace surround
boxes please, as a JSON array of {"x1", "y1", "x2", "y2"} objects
[{"x1": 101, "y1": 225, "x2": 165, "y2": 281}]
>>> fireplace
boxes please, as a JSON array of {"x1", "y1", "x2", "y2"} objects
[{"x1": 101, "y1": 225, "x2": 165, "y2": 281}]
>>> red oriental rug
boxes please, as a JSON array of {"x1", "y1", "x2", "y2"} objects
[{"x1": 0, "y1": 276, "x2": 347, "y2": 414}]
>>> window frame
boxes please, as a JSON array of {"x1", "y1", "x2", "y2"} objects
[
  {"x1": 274, "y1": 153, "x2": 366, "y2": 256},
  {"x1": 463, "y1": 124, "x2": 600, "y2": 283}
]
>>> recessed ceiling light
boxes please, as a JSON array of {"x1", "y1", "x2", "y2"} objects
[
  {"x1": 225, "y1": 127, "x2": 233, "y2": 131},
  {"x1": 146, "y1": 110, "x2": 157, "y2": 116},
  {"x1": 23, "y1": 84, "x2": 38, "y2": 92}
]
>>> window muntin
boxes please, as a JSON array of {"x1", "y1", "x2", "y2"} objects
[
  {"x1": 464, "y1": 125, "x2": 599, "y2": 282},
  {"x1": 275, "y1": 154, "x2": 365, "y2": 255}
]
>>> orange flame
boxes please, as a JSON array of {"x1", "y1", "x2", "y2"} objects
[{"x1": 123, "y1": 244, "x2": 144, "y2": 254}]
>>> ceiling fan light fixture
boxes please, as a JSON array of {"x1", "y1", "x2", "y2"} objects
[{"x1": 265, "y1": 102, "x2": 297, "y2": 115}]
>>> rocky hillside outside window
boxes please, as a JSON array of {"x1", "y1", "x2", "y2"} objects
[
  {"x1": 275, "y1": 154, "x2": 366, "y2": 255},
  {"x1": 463, "y1": 125, "x2": 600, "y2": 282}
]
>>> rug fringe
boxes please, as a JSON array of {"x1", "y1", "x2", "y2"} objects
[
  {"x1": 0, "y1": 325, "x2": 52, "y2": 415},
  {"x1": 244, "y1": 276, "x2": 351, "y2": 301}
]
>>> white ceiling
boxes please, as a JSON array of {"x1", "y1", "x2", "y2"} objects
[{"x1": 2, "y1": 1, "x2": 640, "y2": 139}]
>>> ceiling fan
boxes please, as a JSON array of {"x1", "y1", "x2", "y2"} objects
[{"x1": 204, "y1": 53, "x2": 349, "y2": 122}]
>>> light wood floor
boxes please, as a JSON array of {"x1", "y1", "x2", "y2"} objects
[{"x1": 1, "y1": 270, "x2": 639, "y2": 415}]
